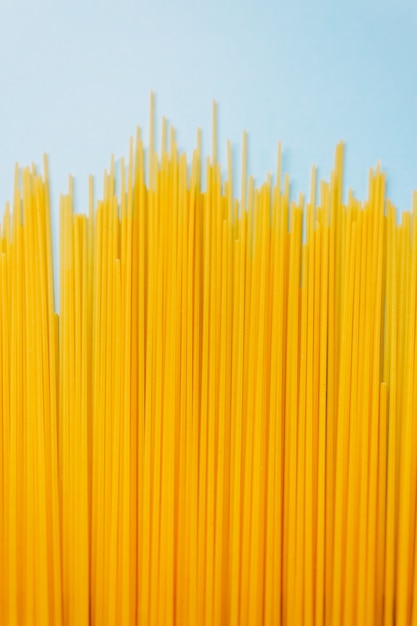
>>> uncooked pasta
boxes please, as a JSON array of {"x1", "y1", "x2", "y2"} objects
[{"x1": 0, "y1": 95, "x2": 416, "y2": 625}]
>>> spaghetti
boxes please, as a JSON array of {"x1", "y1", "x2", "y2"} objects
[{"x1": 0, "y1": 96, "x2": 416, "y2": 625}]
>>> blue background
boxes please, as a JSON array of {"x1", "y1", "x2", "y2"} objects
[{"x1": 1, "y1": 1, "x2": 417, "y2": 275}]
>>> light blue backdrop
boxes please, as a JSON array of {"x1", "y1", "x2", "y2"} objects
[{"x1": 1, "y1": 1, "x2": 417, "y2": 288}]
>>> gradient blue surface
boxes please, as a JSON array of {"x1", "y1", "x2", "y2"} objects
[{"x1": 1, "y1": 2, "x2": 416, "y2": 262}]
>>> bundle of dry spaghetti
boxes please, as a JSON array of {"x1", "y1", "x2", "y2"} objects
[{"x1": 0, "y1": 99, "x2": 416, "y2": 625}]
